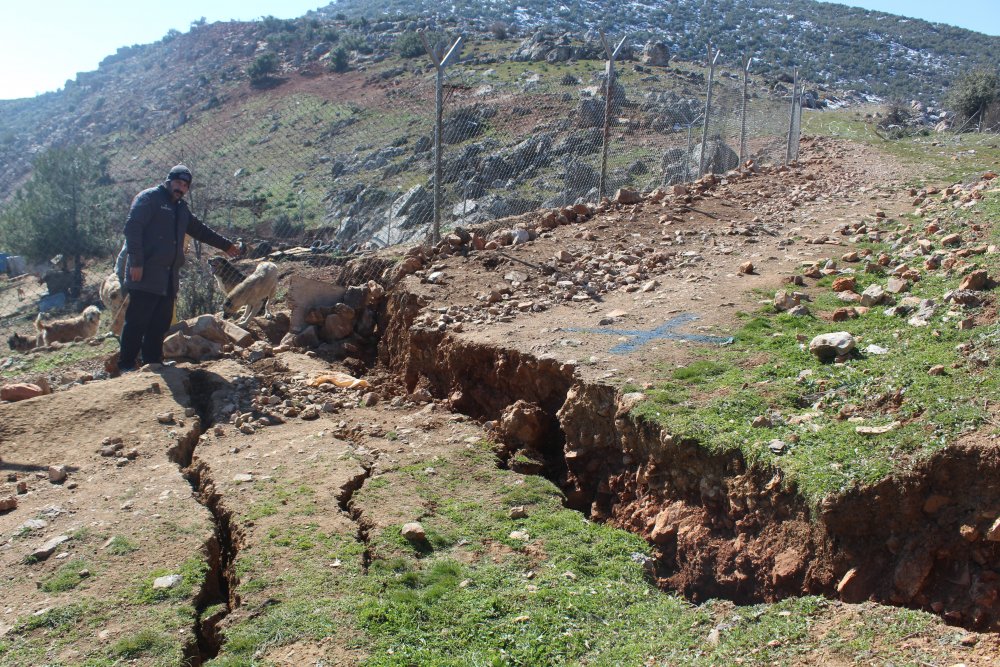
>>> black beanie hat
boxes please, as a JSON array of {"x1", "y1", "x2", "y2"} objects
[{"x1": 167, "y1": 164, "x2": 193, "y2": 183}]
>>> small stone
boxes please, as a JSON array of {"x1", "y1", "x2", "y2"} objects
[
  {"x1": 233, "y1": 473, "x2": 254, "y2": 483},
  {"x1": 809, "y1": 332, "x2": 856, "y2": 362},
  {"x1": 787, "y1": 304, "x2": 809, "y2": 317},
  {"x1": 401, "y1": 522, "x2": 426, "y2": 542},
  {"x1": 509, "y1": 530, "x2": 530, "y2": 541},
  {"x1": 614, "y1": 187, "x2": 641, "y2": 204},
  {"x1": 773, "y1": 290, "x2": 799, "y2": 311},
  {"x1": 960, "y1": 525, "x2": 980, "y2": 542},
  {"x1": 0, "y1": 496, "x2": 17, "y2": 512},
  {"x1": 152, "y1": 574, "x2": 183, "y2": 590},
  {"x1": 300, "y1": 406, "x2": 320, "y2": 420},
  {"x1": 751, "y1": 415, "x2": 772, "y2": 428},
  {"x1": 855, "y1": 421, "x2": 901, "y2": 435},
  {"x1": 738, "y1": 261, "x2": 754, "y2": 275},
  {"x1": 886, "y1": 277, "x2": 909, "y2": 294},
  {"x1": 184, "y1": 407, "x2": 197, "y2": 418},
  {"x1": 157, "y1": 412, "x2": 175, "y2": 425},
  {"x1": 362, "y1": 392, "x2": 378, "y2": 407},
  {"x1": 47, "y1": 465, "x2": 68, "y2": 484},
  {"x1": 29, "y1": 534, "x2": 70, "y2": 562},
  {"x1": 986, "y1": 517, "x2": 1000, "y2": 542},
  {"x1": 831, "y1": 276, "x2": 856, "y2": 293},
  {"x1": 0, "y1": 383, "x2": 44, "y2": 402},
  {"x1": 509, "y1": 506, "x2": 528, "y2": 519},
  {"x1": 768, "y1": 439, "x2": 786, "y2": 454},
  {"x1": 859, "y1": 284, "x2": 886, "y2": 307},
  {"x1": 832, "y1": 307, "x2": 858, "y2": 322},
  {"x1": 928, "y1": 365, "x2": 946, "y2": 376},
  {"x1": 959, "y1": 269, "x2": 990, "y2": 291}
]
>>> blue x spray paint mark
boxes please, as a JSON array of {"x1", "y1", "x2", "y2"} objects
[{"x1": 565, "y1": 313, "x2": 733, "y2": 355}]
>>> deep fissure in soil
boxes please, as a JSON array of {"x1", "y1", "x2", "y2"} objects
[
  {"x1": 337, "y1": 463, "x2": 375, "y2": 572},
  {"x1": 379, "y1": 290, "x2": 1000, "y2": 631},
  {"x1": 161, "y1": 370, "x2": 246, "y2": 662}
]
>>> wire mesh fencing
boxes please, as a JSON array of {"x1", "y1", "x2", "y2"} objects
[{"x1": 0, "y1": 34, "x2": 804, "y2": 353}]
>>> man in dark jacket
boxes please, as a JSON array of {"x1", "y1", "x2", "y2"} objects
[{"x1": 118, "y1": 164, "x2": 240, "y2": 371}]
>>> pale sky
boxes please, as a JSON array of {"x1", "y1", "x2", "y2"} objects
[
  {"x1": 836, "y1": 0, "x2": 1000, "y2": 36},
  {"x1": 0, "y1": 1, "x2": 328, "y2": 100},
  {"x1": 0, "y1": 0, "x2": 997, "y2": 100}
]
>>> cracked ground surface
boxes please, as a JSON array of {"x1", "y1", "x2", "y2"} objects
[{"x1": 2, "y1": 136, "x2": 1000, "y2": 665}]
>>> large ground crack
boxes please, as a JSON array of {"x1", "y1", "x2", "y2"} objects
[
  {"x1": 379, "y1": 297, "x2": 1000, "y2": 631},
  {"x1": 162, "y1": 370, "x2": 245, "y2": 663},
  {"x1": 337, "y1": 459, "x2": 374, "y2": 573}
]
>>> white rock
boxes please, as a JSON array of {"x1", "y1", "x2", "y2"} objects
[
  {"x1": 401, "y1": 522, "x2": 426, "y2": 541},
  {"x1": 809, "y1": 332, "x2": 856, "y2": 362},
  {"x1": 152, "y1": 574, "x2": 183, "y2": 590}
]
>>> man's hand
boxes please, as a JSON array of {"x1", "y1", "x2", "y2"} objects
[
  {"x1": 225, "y1": 243, "x2": 241, "y2": 258},
  {"x1": 129, "y1": 267, "x2": 143, "y2": 282}
]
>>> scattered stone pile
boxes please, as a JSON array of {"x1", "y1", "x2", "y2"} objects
[
  {"x1": 280, "y1": 279, "x2": 385, "y2": 356},
  {"x1": 770, "y1": 170, "x2": 999, "y2": 364}
]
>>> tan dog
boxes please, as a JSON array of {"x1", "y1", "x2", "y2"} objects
[
  {"x1": 207, "y1": 255, "x2": 248, "y2": 295},
  {"x1": 34, "y1": 305, "x2": 101, "y2": 346},
  {"x1": 99, "y1": 272, "x2": 128, "y2": 337},
  {"x1": 223, "y1": 261, "x2": 278, "y2": 327}
]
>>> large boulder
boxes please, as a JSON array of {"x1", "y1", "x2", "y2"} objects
[
  {"x1": 642, "y1": 41, "x2": 671, "y2": 67},
  {"x1": 691, "y1": 138, "x2": 739, "y2": 175}
]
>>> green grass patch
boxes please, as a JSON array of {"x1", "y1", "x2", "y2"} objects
[
  {"x1": 0, "y1": 338, "x2": 117, "y2": 380},
  {"x1": 631, "y1": 191, "x2": 1000, "y2": 502},
  {"x1": 105, "y1": 535, "x2": 139, "y2": 556},
  {"x1": 803, "y1": 107, "x2": 1000, "y2": 186},
  {"x1": 131, "y1": 556, "x2": 207, "y2": 604},
  {"x1": 108, "y1": 628, "x2": 184, "y2": 665},
  {"x1": 40, "y1": 559, "x2": 92, "y2": 593}
]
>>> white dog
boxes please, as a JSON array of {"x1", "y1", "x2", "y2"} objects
[
  {"x1": 34, "y1": 305, "x2": 101, "y2": 346},
  {"x1": 223, "y1": 262, "x2": 278, "y2": 327}
]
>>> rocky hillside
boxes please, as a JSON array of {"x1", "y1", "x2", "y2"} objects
[
  {"x1": 323, "y1": 0, "x2": 999, "y2": 101},
  {"x1": 0, "y1": 0, "x2": 993, "y2": 253}
]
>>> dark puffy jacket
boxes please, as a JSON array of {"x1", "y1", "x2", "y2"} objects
[{"x1": 123, "y1": 183, "x2": 232, "y2": 296}]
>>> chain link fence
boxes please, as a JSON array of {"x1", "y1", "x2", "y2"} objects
[{"x1": 0, "y1": 36, "x2": 804, "y2": 352}]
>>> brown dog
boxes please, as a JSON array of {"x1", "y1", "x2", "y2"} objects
[
  {"x1": 99, "y1": 272, "x2": 128, "y2": 337},
  {"x1": 34, "y1": 305, "x2": 101, "y2": 346}
]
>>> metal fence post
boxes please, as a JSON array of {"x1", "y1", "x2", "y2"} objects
[
  {"x1": 795, "y1": 85, "x2": 804, "y2": 161},
  {"x1": 698, "y1": 45, "x2": 721, "y2": 178},
  {"x1": 739, "y1": 56, "x2": 752, "y2": 167},
  {"x1": 598, "y1": 31, "x2": 626, "y2": 202},
  {"x1": 785, "y1": 70, "x2": 798, "y2": 166},
  {"x1": 421, "y1": 32, "x2": 463, "y2": 245},
  {"x1": 685, "y1": 123, "x2": 694, "y2": 183}
]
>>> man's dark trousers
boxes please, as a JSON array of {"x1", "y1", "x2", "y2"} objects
[{"x1": 119, "y1": 289, "x2": 174, "y2": 368}]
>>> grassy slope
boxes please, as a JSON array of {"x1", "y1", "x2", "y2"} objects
[{"x1": 632, "y1": 110, "x2": 1000, "y2": 502}]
